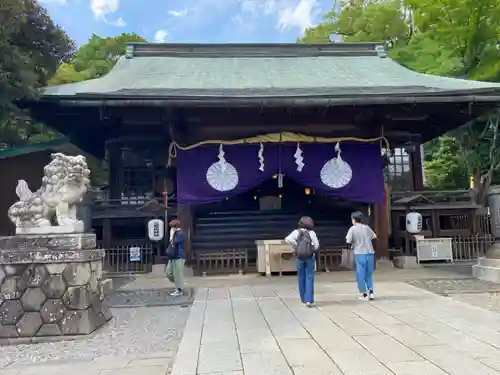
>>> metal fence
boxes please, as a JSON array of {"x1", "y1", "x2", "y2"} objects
[
  {"x1": 451, "y1": 234, "x2": 494, "y2": 261},
  {"x1": 97, "y1": 239, "x2": 155, "y2": 275}
]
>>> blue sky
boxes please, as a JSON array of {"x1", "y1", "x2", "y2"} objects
[{"x1": 40, "y1": 0, "x2": 332, "y2": 45}]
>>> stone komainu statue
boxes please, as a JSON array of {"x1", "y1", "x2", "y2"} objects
[{"x1": 8, "y1": 153, "x2": 91, "y2": 234}]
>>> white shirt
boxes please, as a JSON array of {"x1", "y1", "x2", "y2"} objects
[{"x1": 285, "y1": 229, "x2": 319, "y2": 250}]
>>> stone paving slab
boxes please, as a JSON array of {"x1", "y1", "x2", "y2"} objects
[{"x1": 171, "y1": 281, "x2": 500, "y2": 375}]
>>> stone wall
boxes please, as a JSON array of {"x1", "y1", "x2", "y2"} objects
[{"x1": 0, "y1": 244, "x2": 112, "y2": 342}]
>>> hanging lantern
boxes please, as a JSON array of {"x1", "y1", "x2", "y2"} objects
[{"x1": 304, "y1": 187, "x2": 311, "y2": 196}]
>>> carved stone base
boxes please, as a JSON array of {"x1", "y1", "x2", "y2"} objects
[
  {"x1": 0, "y1": 233, "x2": 96, "y2": 252},
  {"x1": 0, "y1": 235, "x2": 112, "y2": 342},
  {"x1": 15, "y1": 222, "x2": 84, "y2": 235}
]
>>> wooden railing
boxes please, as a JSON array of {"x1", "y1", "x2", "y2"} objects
[{"x1": 194, "y1": 249, "x2": 249, "y2": 276}]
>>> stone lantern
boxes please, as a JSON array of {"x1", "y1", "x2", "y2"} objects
[{"x1": 473, "y1": 185, "x2": 500, "y2": 281}]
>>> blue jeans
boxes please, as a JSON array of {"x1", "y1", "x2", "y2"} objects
[
  {"x1": 297, "y1": 257, "x2": 315, "y2": 303},
  {"x1": 355, "y1": 253, "x2": 374, "y2": 294}
]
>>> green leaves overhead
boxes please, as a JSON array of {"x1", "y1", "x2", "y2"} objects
[
  {"x1": 0, "y1": 0, "x2": 75, "y2": 148},
  {"x1": 0, "y1": 0, "x2": 75, "y2": 112},
  {"x1": 301, "y1": 0, "x2": 500, "y2": 200},
  {"x1": 49, "y1": 33, "x2": 147, "y2": 85}
]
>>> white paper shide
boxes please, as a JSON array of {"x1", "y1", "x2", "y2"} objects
[{"x1": 8, "y1": 153, "x2": 91, "y2": 235}]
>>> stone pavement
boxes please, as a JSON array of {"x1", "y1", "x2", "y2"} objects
[{"x1": 171, "y1": 281, "x2": 500, "y2": 375}]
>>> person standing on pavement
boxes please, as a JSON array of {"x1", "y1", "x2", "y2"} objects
[
  {"x1": 166, "y1": 219, "x2": 186, "y2": 296},
  {"x1": 285, "y1": 216, "x2": 320, "y2": 307},
  {"x1": 346, "y1": 211, "x2": 377, "y2": 301}
]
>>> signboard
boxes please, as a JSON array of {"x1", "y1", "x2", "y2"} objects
[
  {"x1": 129, "y1": 246, "x2": 141, "y2": 262},
  {"x1": 431, "y1": 244, "x2": 438, "y2": 258},
  {"x1": 148, "y1": 219, "x2": 165, "y2": 241}
]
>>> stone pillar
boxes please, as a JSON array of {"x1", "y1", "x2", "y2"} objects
[
  {"x1": 486, "y1": 186, "x2": 500, "y2": 258},
  {"x1": 473, "y1": 186, "x2": 500, "y2": 281},
  {"x1": 0, "y1": 233, "x2": 112, "y2": 343}
]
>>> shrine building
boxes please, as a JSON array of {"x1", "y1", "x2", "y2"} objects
[{"x1": 23, "y1": 42, "x2": 500, "y2": 274}]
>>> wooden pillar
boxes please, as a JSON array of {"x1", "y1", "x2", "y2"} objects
[
  {"x1": 373, "y1": 186, "x2": 389, "y2": 259},
  {"x1": 410, "y1": 143, "x2": 424, "y2": 191},
  {"x1": 177, "y1": 205, "x2": 193, "y2": 265},
  {"x1": 107, "y1": 141, "x2": 122, "y2": 200},
  {"x1": 102, "y1": 218, "x2": 112, "y2": 249}
]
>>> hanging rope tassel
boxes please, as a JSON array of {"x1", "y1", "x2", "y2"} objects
[{"x1": 294, "y1": 142, "x2": 305, "y2": 172}]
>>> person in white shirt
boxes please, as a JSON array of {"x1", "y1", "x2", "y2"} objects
[
  {"x1": 285, "y1": 216, "x2": 319, "y2": 307},
  {"x1": 346, "y1": 211, "x2": 377, "y2": 301}
]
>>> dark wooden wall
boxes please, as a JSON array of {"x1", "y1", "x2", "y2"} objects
[{"x1": 0, "y1": 151, "x2": 52, "y2": 236}]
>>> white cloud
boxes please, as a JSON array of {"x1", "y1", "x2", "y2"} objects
[
  {"x1": 168, "y1": 8, "x2": 189, "y2": 17},
  {"x1": 154, "y1": 29, "x2": 168, "y2": 43},
  {"x1": 90, "y1": 0, "x2": 126, "y2": 26},
  {"x1": 277, "y1": 0, "x2": 316, "y2": 31},
  {"x1": 239, "y1": 0, "x2": 318, "y2": 32}
]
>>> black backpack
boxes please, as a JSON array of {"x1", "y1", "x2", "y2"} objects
[{"x1": 295, "y1": 230, "x2": 314, "y2": 260}]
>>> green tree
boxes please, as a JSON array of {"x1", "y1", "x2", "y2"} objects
[
  {"x1": 50, "y1": 33, "x2": 146, "y2": 85},
  {"x1": 299, "y1": 0, "x2": 411, "y2": 46},
  {"x1": 0, "y1": 0, "x2": 75, "y2": 148},
  {"x1": 424, "y1": 136, "x2": 469, "y2": 189},
  {"x1": 301, "y1": 0, "x2": 500, "y2": 202}
]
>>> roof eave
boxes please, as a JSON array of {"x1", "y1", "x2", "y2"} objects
[{"x1": 37, "y1": 93, "x2": 500, "y2": 107}]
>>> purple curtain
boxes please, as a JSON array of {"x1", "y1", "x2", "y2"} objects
[{"x1": 177, "y1": 142, "x2": 384, "y2": 205}]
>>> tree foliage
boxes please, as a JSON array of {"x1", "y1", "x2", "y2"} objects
[
  {"x1": 0, "y1": 0, "x2": 75, "y2": 111},
  {"x1": 49, "y1": 33, "x2": 146, "y2": 85},
  {"x1": 0, "y1": 0, "x2": 75, "y2": 148},
  {"x1": 0, "y1": 25, "x2": 146, "y2": 148},
  {"x1": 300, "y1": 0, "x2": 500, "y2": 203}
]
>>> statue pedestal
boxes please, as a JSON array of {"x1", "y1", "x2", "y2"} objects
[
  {"x1": 15, "y1": 222, "x2": 85, "y2": 235},
  {"x1": 473, "y1": 242, "x2": 500, "y2": 282},
  {"x1": 474, "y1": 186, "x2": 500, "y2": 283},
  {"x1": 0, "y1": 233, "x2": 112, "y2": 343},
  {"x1": 472, "y1": 256, "x2": 500, "y2": 283}
]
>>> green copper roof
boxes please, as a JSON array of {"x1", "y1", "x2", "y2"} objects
[{"x1": 43, "y1": 43, "x2": 500, "y2": 104}]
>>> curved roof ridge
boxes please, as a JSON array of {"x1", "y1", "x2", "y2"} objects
[{"x1": 125, "y1": 42, "x2": 386, "y2": 58}]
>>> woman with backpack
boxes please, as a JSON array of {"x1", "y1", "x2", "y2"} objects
[{"x1": 285, "y1": 216, "x2": 319, "y2": 307}]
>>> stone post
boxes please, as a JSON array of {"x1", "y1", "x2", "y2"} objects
[
  {"x1": 473, "y1": 185, "x2": 500, "y2": 281},
  {"x1": 486, "y1": 186, "x2": 500, "y2": 258}
]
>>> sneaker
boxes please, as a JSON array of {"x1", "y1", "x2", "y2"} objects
[
  {"x1": 357, "y1": 294, "x2": 369, "y2": 301},
  {"x1": 305, "y1": 302, "x2": 314, "y2": 308},
  {"x1": 170, "y1": 289, "x2": 183, "y2": 297},
  {"x1": 369, "y1": 292, "x2": 375, "y2": 301}
]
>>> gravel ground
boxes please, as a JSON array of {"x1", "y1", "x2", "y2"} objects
[
  {"x1": 452, "y1": 292, "x2": 500, "y2": 313},
  {"x1": 1, "y1": 305, "x2": 190, "y2": 367},
  {"x1": 407, "y1": 278, "x2": 500, "y2": 295}
]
